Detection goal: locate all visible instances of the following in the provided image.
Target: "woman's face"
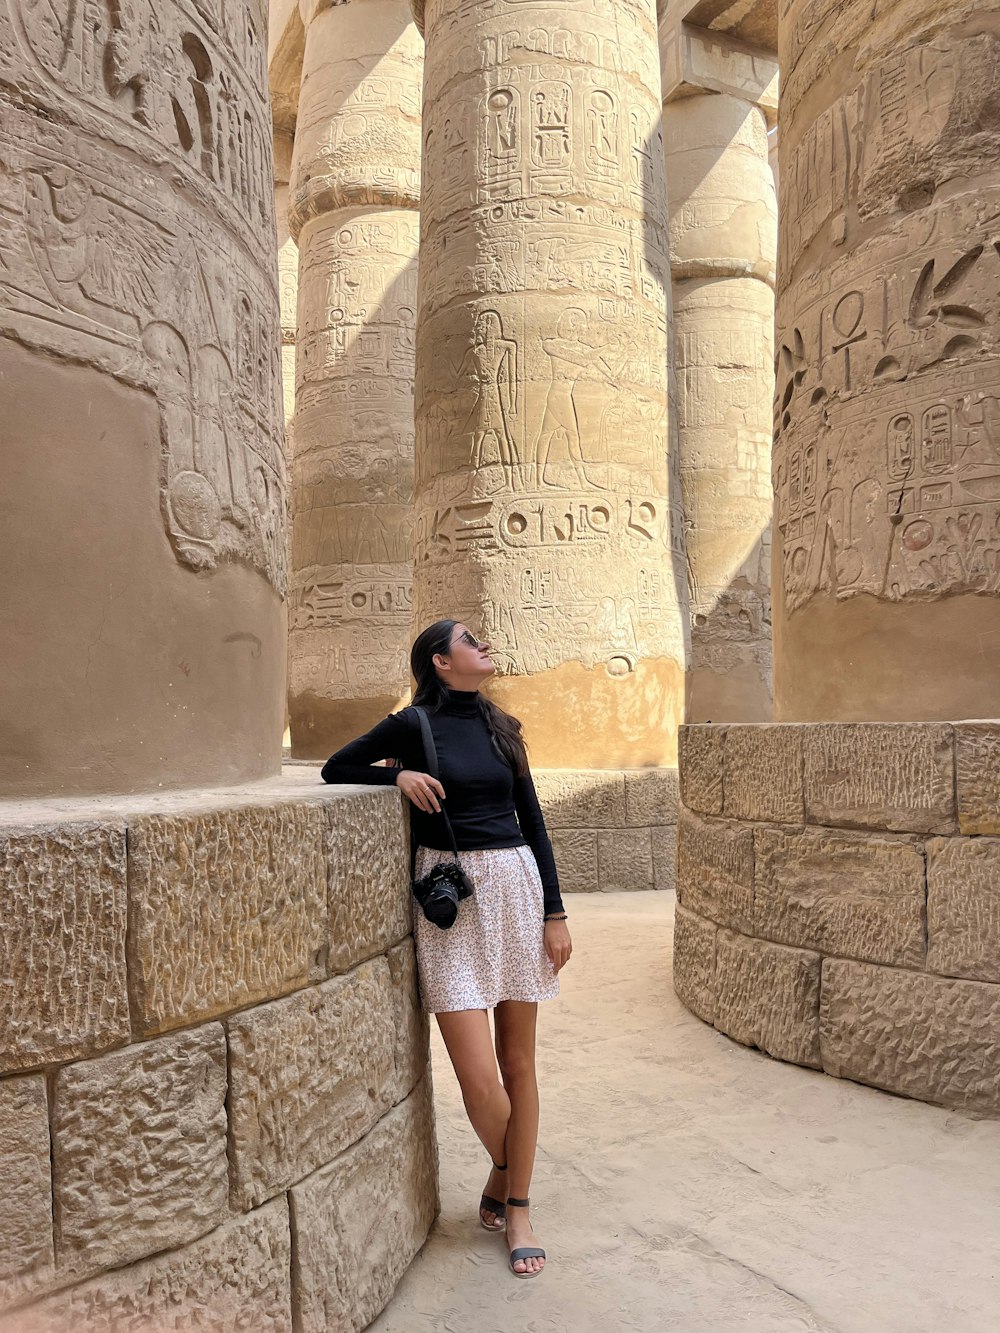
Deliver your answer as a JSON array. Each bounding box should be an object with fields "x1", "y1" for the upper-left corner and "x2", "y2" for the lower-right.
[{"x1": 438, "y1": 623, "x2": 495, "y2": 681}]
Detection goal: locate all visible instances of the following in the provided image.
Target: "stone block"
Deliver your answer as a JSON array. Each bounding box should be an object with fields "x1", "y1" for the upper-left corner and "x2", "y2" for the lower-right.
[
  {"x1": 325, "y1": 789, "x2": 411, "y2": 974},
  {"x1": 724, "y1": 726, "x2": 803, "y2": 823},
  {"x1": 227, "y1": 959, "x2": 396, "y2": 1210},
  {"x1": 678, "y1": 725, "x2": 724, "y2": 815},
  {"x1": 715, "y1": 931, "x2": 822, "y2": 1067},
  {"x1": 533, "y1": 770, "x2": 627, "y2": 828},
  {"x1": 597, "y1": 828, "x2": 654, "y2": 892},
  {"x1": 0, "y1": 1075, "x2": 54, "y2": 1309},
  {"x1": 803, "y1": 724, "x2": 955, "y2": 834},
  {"x1": 127, "y1": 801, "x2": 328, "y2": 1035},
  {"x1": 754, "y1": 826, "x2": 926, "y2": 967},
  {"x1": 52, "y1": 1025, "x2": 229, "y2": 1281},
  {"x1": 955, "y1": 723, "x2": 1000, "y2": 835},
  {"x1": 651, "y1": 825, "x2": 678, "y2": 892},
  {"x1": 821, "y1": 960, "x2": 1000, "y2": 1114},
  {"x1": 0, "y1": 822, "x2": 129, "y2": 1073},
  {"x1": 551, "y1": 829, "x2": 599, "y2": 893},
  {"x1": 672, "y1": 907, "x2": 717, "y2": 1024},
  {"x1": 0, "y1": 1198, "x2": 292, "y2": 1333},
  {"x1": 624, "y1": 767, "x2": 680, "y2": 827},
  {"x1": 662, "y1": 22, "x2": 779, "y2": 111},
  {"x1": 927, "y1": 837, "x2": 1000, "y2": 982},
  {"x1": 291, "y1": 1078, "x2": 438, "y2": 1333},
  {"x1": 676, "y1": 807, "x2": 754, "y2": 932},
  {"x1": 388, "y1": 939, "x2": 429, "y2": 1104}
]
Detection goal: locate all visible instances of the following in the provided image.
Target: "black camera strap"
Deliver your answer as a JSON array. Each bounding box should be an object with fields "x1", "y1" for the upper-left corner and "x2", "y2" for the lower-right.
[{"x1": 412, "y1": 706, "x2": 463, "y2": 863}]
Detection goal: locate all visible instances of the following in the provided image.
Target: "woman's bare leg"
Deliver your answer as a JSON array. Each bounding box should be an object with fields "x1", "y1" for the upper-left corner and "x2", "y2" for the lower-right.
[
  {"x1": 435, "y1": 1009, "x2": 511, "y2": 1225},
  {"x1": 494, "y1": 1000, "x2": 545, "y2": 1274}
]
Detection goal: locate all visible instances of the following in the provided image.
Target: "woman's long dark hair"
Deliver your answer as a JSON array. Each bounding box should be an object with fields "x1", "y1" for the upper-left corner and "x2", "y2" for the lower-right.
[{"x1": 410, "y1": 619, "x2": 529, "y2": 777}]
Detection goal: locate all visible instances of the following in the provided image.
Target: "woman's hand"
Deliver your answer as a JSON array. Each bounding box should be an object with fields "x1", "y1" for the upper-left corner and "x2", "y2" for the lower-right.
[
  {"x1": 395, "y1": 769, "x2": 447, "y2": 813},
  {"x1": 544, "y1": 919, "x2": 572, "y2": 974}
]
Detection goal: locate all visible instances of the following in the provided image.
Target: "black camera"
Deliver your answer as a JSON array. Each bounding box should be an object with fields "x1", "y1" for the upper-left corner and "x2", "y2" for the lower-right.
[{"x1": 412, "y1": 859, "x2": 474, "y2": 929}]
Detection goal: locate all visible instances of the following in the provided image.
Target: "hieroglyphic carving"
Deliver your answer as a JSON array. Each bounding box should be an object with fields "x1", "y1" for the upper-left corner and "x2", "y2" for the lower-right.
[
  {"x1": 0, "y1": 0, "x2": 285, "y2": 591},
  {"x1": 775, "y1": 191, "x2": 1000, "y2": 610},
  {"x1": 415, "y1": 0, "x2": 686, "y2": 705}
]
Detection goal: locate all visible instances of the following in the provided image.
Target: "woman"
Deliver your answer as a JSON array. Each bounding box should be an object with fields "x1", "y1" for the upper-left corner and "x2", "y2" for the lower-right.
[{"x1": 321, "y1": 620, "x2": 572, "y2": 1278}]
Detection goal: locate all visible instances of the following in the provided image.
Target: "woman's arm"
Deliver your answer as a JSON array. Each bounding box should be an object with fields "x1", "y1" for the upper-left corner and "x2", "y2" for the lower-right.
[
  {"x1": 320, "y1": 713, "x2": 411, "y2": 786},
  {"x1": 512, "y1": 769, "x2": 565, "y2": 918}
]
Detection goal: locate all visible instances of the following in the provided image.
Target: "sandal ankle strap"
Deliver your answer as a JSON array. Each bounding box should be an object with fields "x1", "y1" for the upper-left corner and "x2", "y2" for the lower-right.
[{"x1": 507, "y1": 1196, "x2": 530, "y2": 1207}]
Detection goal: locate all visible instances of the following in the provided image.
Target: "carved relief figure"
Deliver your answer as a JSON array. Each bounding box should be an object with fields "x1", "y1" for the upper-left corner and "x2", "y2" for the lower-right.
[
  {"x1": 533, "y1": 307, "x2": 619, "y2": 490},
  {"x1": 454, "y1": 309, "x2": 519, "y2": 488}
]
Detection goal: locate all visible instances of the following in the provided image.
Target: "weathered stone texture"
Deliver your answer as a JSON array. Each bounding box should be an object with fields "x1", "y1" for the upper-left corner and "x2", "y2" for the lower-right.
[
  {"x1": 672, "y1": 907, "x2": 717, "y2": 1024},
  {"x1": 927, "y1": 838, "x2": 1000, "y2": 983},
  {"x1": 534, "y1": 772, "x2": 627, "y2": 829},
  {"x1": 0, "y1": 1075, "x2": 54, "y2": 1309},
  {"x1": 624, "y1": 768, "x2": 680, "y2": 827},
  {"x1": 0, "y1": 823, "x2": 128, "y2": 1073},
  {"x1": 724, "y1": 727, "x2": 803, "y2": 824},
  {"x1": 127, "y1": 802, "x2": 327, "y2": 1035},
  {"x1": 291, "y1": 1078, "x2": 437, "y2": 1333},
  {"x1": 803, "y1": 725, "x2": 955, "y2": 834},
  {"x1": 326, "y1": 790, "x2": 412, "y2": 974},
  {"x1": 678, "y1": 726, "x2": 725, "y2": 816},
  {"x1": 597, "y1": 829, "x2": 654, "y2": 893},
  {"x1": 715, "y1": 931, "x2": 822, "y2": 1067},
  {"x1": 551, "y1": 829, "x2": 600, "y2": 894},
  {"x1": 754, "y1": 826, "x2": 926, "y2": 968},
  {"x1": 955, "y1": 724, "x2": 1000, "y2": 835},
  {"x1": 676, "y1": 807, "x2": 754, "y2": 933},
  {"x1": 651, "y1": 825, "x2": 678, "y2": 893},
  {"x1": 388, "y1": 939, "x2": 429, "y2": 1104},
  {"x1": 821, "y1": 961, "x2": 1000, "y2": 1114},
  {"x1": 0, "y1": 1199, "x2": 292, "y2": 1333},
  {"x1": 52, "y1": 1026, "x2": 229, "y2": 1281},
  {"x1": 227, "y1": 959, "x2": 396, "y2": 1210}
]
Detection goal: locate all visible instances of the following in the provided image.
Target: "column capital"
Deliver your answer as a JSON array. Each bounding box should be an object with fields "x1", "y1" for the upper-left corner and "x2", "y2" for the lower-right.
[{"x1": 660, "y1": 21, "x2": 777, "y2": 119}]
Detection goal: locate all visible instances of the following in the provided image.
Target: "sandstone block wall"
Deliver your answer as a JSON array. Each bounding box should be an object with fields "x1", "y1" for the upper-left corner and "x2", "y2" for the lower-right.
[
  {"x1": 536, "y1": 768, "x2": 680, "y2": 892},
  {"x1": 0, "y1": 778, "x2": 437, "y2": 1330},
  {"x1": 674, "y1": 722, "x2": 1000, "y2": 1115}
]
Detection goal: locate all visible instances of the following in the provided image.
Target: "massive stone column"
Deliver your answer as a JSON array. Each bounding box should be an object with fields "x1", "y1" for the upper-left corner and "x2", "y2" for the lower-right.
[
  {"x1": 287, "y1": 0, "x2": 422, "y2": 756},
  {"x1": 661, "y1": 20, "x2": 778, "y2": 722},
  {"x1": 774, "y1": 0, "x2": 1000, "y2": 721},
  {"x1": 673, "y1": 0, "x2": 1000, "y2": 1119},
  {"x1": 411, "y1": 0, "x2": 687, "y2": 768},
  {"x1": 0, "y1": 0, "x2": 286, "y2": 797}
]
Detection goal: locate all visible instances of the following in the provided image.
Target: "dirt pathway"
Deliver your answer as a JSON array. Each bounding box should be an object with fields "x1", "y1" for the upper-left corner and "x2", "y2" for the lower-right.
[{"x1": 370, "y1": 892, "x2": 1000, "y2": 1332}]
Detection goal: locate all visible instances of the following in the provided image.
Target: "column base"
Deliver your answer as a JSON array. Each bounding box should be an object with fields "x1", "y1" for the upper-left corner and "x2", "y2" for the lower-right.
[
  {"x1": 0, "y1": 773, "x2": 437, "y2": 1327},
  {"x1": 675, "y1": 721, "x2": 1000, "y2": 1116},
  {"x1": 535, "y1": 768, "x2": 679, "y2": 893}
]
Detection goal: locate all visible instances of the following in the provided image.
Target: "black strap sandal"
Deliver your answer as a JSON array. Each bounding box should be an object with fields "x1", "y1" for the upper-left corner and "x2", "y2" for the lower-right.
[
  {"x1": 479, "y1": 1161, "x2": 508, "y2": 1231},
  {"x1": 506, "y1": 1197, "x2": 546, "y2": 1278}
]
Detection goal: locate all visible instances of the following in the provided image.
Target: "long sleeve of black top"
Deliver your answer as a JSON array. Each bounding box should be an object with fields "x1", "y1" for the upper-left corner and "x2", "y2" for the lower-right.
[{"x1": 320, "y1": 695, "x2": 565, "y2": 917}]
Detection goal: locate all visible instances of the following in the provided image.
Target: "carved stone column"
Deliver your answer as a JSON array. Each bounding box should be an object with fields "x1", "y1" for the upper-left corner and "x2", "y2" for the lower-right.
[
  {"x1": 0, "y1": 0, "x2": 286, "y2": 796},
  {"x1": 661, "y1": 22, "x2": 778, "y2": 723},
  {"x1": 774, "y1": 0, "x2": 1000, "y2": 720},
  {"x1": 287, "y1": 0, "x2": 422, "y2": 756},
  {"x1": 410, "y1": 0, "x2": 687, "y2": 768}
]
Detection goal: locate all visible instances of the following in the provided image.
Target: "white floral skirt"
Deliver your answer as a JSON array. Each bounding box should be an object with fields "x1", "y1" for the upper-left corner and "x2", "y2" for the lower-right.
[{"x1": 413, "y1": 844, "x2": 560, "y2": 1013}]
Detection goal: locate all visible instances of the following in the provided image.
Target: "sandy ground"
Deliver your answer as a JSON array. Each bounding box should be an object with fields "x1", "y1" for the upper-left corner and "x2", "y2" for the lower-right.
[{"x1": 369, "y1": 892, "x2": 1000, "y2": 1333}]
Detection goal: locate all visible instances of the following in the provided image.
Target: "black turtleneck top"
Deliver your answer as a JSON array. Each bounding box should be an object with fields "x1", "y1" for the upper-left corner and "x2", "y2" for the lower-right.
[{"x1": 320, "y1": 690, "x2": 564, "y2": 917}]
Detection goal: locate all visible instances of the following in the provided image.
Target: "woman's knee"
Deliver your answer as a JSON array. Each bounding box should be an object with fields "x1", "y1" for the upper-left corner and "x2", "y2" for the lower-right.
[{"x1": 497, "y1": 1047, "x2": 536, "y2": 1087}]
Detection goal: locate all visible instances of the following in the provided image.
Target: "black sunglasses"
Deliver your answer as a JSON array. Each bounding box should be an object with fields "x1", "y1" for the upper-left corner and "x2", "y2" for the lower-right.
[{"x1": 452, "y1": 629, "x2": 484, "y2": 649}]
